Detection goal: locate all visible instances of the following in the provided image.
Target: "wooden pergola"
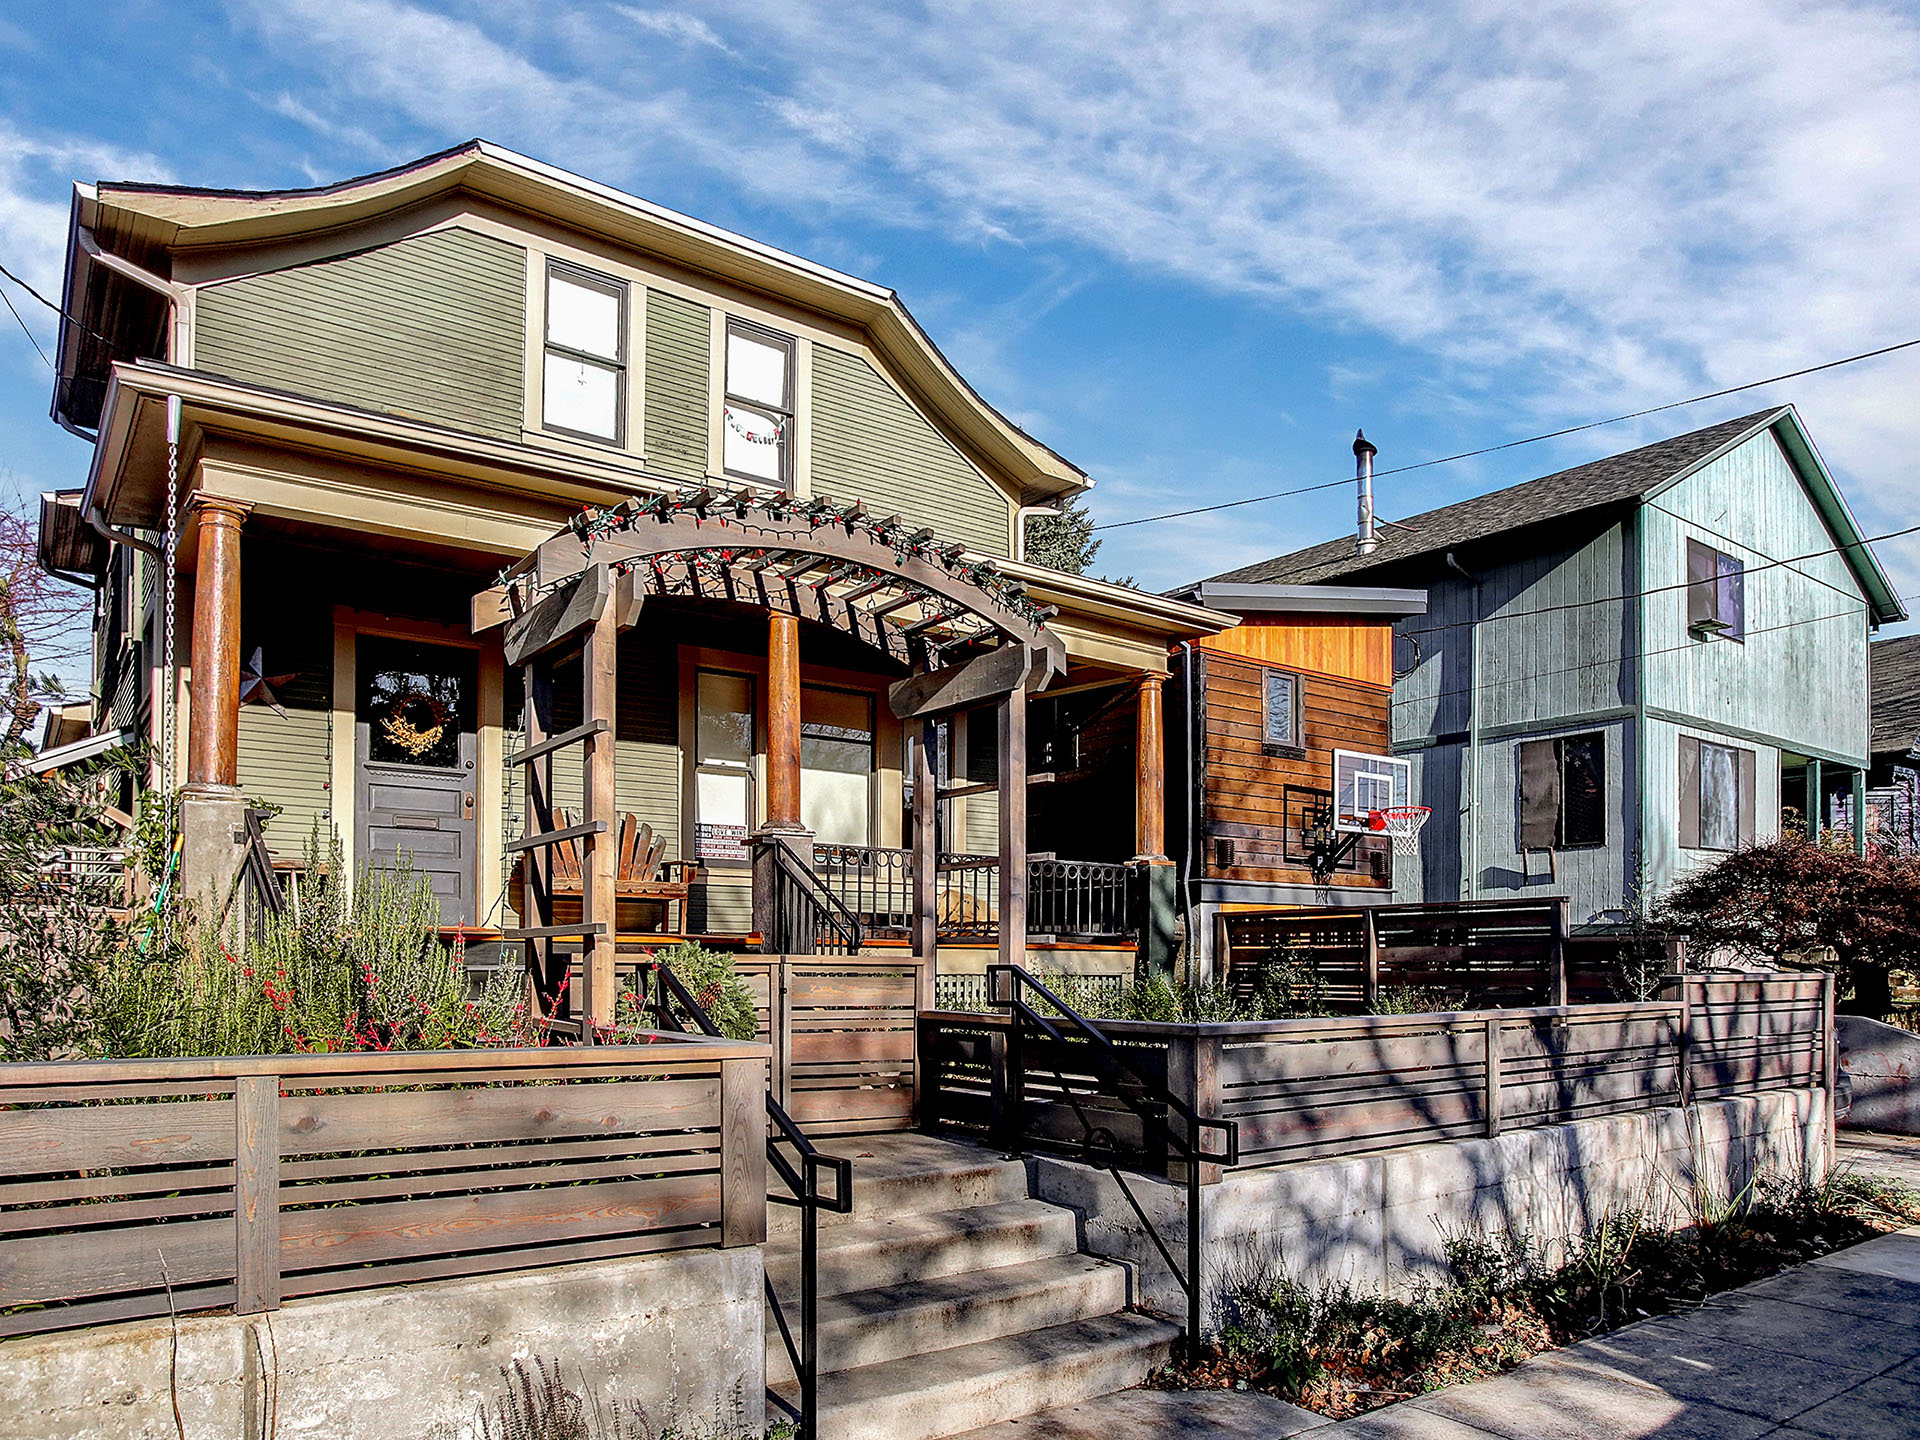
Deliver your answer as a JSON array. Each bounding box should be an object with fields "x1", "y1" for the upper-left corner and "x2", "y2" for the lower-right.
[{"x1": 473, "y1": 486, "x2": 1072, "y2": 1036}]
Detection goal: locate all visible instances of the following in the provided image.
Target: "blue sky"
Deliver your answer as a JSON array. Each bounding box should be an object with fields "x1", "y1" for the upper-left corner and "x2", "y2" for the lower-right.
[{"x1": 2, "y1": 1, "x2": 1918, "y2": 628}]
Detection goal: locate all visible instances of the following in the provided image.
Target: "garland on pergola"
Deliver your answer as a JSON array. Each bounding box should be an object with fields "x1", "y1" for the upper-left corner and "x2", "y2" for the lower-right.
[
  {"x1": 490, "y1": 480, "x2": 1067, "y2": 675},
  {"x1": 504, "y1": 482, "x2": 1058, "y2": 635}
]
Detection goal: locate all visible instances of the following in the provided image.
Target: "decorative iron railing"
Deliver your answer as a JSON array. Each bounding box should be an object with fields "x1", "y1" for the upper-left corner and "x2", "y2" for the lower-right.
[
  {"x1": 760, "y1": 839, "x2": 864, "y2": 956},
  {"x1": 810, "y1": 846, "x2": 1140, "y2": 942}
]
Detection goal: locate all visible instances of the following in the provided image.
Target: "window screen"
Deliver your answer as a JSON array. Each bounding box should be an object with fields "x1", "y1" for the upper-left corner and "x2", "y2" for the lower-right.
[
  {"x1": 1263, "y1": 669, "x2": 1300, "y2": 750},
  {"x1": 543, "y1": 262, "x2": 626, "y2": 443},
  {"x1": 1686, "y1": 539, "x2": 1745, "y2": 641}
]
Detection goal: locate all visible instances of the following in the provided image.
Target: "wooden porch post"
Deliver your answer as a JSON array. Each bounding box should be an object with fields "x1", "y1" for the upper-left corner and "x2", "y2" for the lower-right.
[
  {"x1": 1133, "y1": 671, "x2": 1168, "y2": 861},
  {"x1": 581, "y1": 601, "x2": 618, "y2": 1035},
  {"x1": 185, "y1": 496, "x2": 250, "y2": 789},
  {"x1": 998, "y1": 688, "x2": 1027, "y2": 970},
  {"x1": 1805, "y1": 757, "x2": 1823, "y2": 840},
  {"x1": 913, "y1": 718, "x2": 939, "y2": 962},
  {"x1": 766, "y1": 612, "x2": 803, "y2": 831}
]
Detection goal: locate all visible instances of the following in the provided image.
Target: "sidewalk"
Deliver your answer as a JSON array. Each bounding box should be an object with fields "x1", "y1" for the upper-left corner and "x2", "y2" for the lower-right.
[{"x1": 1312, "y1": 1224, "x2": 1920, "y2": 1440}]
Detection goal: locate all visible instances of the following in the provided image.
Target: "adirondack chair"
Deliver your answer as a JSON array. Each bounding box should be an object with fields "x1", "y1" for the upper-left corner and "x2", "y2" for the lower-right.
[{"x1": 510, "y1": 811, "x2": 699, "y2": 937}]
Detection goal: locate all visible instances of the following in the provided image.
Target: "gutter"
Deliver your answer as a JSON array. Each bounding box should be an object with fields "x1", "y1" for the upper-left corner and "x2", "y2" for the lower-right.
[
  {"x1": 1445, "y1": 552, "x2": 1480, "y2": 901},
  {"x1": 1179, "y1": 640, "x2": 1199, "y2": 981}
]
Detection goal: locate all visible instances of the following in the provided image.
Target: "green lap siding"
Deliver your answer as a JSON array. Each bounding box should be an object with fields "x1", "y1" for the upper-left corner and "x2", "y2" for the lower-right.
[
  {"x1": 644, "y1": 290, "x2": 711, "y2": 481},
  {"x1": 810, "y1": 345, "x2": 1014, "y2": 558},
  {"x1": 195, "y1": 227, "x2": 527, "y2": 439},
  {"x1": 237, "y1": 708, "x2": 333, "y2": 854}
]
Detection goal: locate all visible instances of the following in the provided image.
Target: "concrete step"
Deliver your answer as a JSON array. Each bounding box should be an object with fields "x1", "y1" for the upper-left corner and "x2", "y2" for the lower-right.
[
  {"x1": 768, "y1": 1133, "x2": 1028, "y2": 1234},
  {"x1": 765, "y1": 1199, "x2": 1081, "y2": 1301},
  {"x1": 773, "y1": 1312, "x2": 1181, "y2": 1440},
  {"x1": 770, "y1": 1253, "x2": 1131, "y2": 1383}
]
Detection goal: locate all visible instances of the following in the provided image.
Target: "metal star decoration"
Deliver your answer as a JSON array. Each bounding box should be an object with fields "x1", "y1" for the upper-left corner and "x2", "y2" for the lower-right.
[{"x1": 238, "y1": 648, "x2": 299, "y2": 718}]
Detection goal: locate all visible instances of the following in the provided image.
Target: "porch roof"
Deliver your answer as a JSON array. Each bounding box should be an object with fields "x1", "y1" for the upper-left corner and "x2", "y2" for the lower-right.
[{"x1": 84, "y1": 360, "x2": 1227, "y2": 672}]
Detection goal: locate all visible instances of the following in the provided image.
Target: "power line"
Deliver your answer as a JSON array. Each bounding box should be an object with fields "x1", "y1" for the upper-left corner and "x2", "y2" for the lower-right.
[
  {"x1": 0, "y1": 257, "x2": 124, "y2": 355},
  {"x1": 1394, "y1": 520, "x2": 1920, "y2": 644},
  {"x1": 1403, "y1": 590, "x2": 1913, "y2": 711},
  {"x1": 0, "y1": 284, "x2": 48, "y2": 368},
  {"x1": 1094, "y1": 336, "x2": 1920, "y2": 533}
]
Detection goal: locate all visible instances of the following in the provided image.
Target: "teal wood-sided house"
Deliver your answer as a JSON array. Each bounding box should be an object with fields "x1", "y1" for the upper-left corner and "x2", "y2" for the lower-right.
[
  {"x1": 1209, "y1": 410, "x2": 1906, "y2": 928},
  {"x1": 36, "y1": 141, "x2": 1230, "y2": 968}
]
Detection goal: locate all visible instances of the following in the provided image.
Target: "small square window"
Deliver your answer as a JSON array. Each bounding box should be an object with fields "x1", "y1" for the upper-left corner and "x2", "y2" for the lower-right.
[
  {"x1": 1687, "y1": 539, "x2": 1745, "y2": 641},
  {"x1": 542, "y1": 262, "x2": 627, "y2": 444}
]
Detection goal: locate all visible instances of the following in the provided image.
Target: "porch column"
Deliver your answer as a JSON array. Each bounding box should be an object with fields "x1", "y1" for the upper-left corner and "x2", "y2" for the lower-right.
[
  {"x1": 766, "y1": 612, "x2": 803, "y2": 831},
  {"x1": 1132, "y1": 669, "x2": 1179, "y2": 983},
  {"x1": 186, "y1": 496, "x2": 250, "y2": 789},
  {"x1": 1133, "y1": 672, "x2": 1169, "y2": 861},
  {"x1": 1853, "y1": 767, "x2": 1868, "y2": 857},
  {"x1": 913, "y1": 719, "x2": 939, "y2": 962},
  {"x1": 1806, "y1": 758, "x2": 1823, "y2": 841},
  {"x1": 179, "y1": 495, "x2": 252, "y2": 910},
  {"x1": 998, "y1": 688, "x2": 1027, "y2": 970}
]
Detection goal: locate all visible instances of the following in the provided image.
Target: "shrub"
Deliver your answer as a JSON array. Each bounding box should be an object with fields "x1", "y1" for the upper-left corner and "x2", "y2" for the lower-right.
[{"x1": 637, "y1": 941, "x2": 758, "y2": 1042}]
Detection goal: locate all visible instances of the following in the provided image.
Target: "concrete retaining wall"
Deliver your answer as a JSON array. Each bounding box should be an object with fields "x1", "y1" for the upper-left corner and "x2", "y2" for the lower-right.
[
  {"x1": 1839, "y1": 1014, "x2": 1920, "y2": 1134},
  {"x1": 1032, "y1": 1088, "x2": 1830, "y2": 1322},
  {"x1": 0, "y1": 1245, "x2": 764, "y2": 1440}
]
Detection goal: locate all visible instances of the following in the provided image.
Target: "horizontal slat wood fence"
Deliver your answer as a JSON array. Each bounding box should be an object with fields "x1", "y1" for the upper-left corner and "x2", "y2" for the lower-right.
[
  {"x1": 923, "y1": 972, "x2": 1829, "y2": 1178},
  {"x1": 0, "y1": 1036, "x2": 771, "y2": 1339},
  {"x1": 734, "y1": 955, "x2": 930, "y2": 1136},
  {"x1": 1220, "y1": 898, "x2": 1648, "y2": 1011}
]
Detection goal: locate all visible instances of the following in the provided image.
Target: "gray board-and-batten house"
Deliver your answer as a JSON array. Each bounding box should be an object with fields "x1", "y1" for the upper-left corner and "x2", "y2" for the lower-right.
[{"x1": 1206, "y1": 407, "x2": 1906, "y2": 928}]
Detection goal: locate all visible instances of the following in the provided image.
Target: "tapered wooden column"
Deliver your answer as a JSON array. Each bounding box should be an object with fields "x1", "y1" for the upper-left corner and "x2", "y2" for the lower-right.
[
  {"x1": 766, "y1": 612, "x2": 803, "y2": 831},
  {"x1": 581, "y1": 600, "x2": 618, "y2": 1035},
  {"x1": 998, "y1": 688, "x2": 1027, "y2": 970},
  {"x1": 913, "y1": 718, "x2": 939, "y2": 962},
  {"x1": 1133, "y1": 671, "x2": 1169, "y2": 861},
  {"x1": 185, "y1": 496, "x2": 250, "y2": 790}
]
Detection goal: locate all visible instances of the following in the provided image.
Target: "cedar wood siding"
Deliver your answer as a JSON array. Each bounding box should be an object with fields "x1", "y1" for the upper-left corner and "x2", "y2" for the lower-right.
[
  {"x1": 642, "y1": 289, "x2": 711, "y2": 482},
  {"x1": 810, "y1": 345, "x2": 1014, "y2": 559},
  {"x1": 1198, "y1": 648, "x2": 1392, "y2": 891},
  {"x1": 194, "y1": 227, "x2": 527, "y2": 440}
]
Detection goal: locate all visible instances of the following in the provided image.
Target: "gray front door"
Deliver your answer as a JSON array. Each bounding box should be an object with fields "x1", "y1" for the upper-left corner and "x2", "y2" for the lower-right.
[{"x1": 355, "y1": 636, "x2": 478, "y2": 926}]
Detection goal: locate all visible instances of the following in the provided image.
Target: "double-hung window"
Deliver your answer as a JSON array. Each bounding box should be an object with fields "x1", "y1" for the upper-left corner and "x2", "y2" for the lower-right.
[
  {"x1": 694, "y1": 670, "x2": 755, "y2": 861},
  {"x1": 543, "y1": 261, "x2": 627, "y2": 444},
  {"x1": 1687, "y1": 539, "x2": 1745, "y2": 641},
  {"x1": 1262, "y1": 668, "x2": 1303, "y2": 755},
  {"x1": 1680, "y1": 735, "x2": 1756, "y2": 852},
  {"x1": 723, "y1": 320, "x2": 794, "y2": 485},
  {"x1": 800, "y1": 686, "x2": 874, "y2": 846}
]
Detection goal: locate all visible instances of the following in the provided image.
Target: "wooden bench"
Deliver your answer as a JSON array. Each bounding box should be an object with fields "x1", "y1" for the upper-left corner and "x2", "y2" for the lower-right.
[{"x1": 510, "y1": 811, "x2": 699, "y2": 937}]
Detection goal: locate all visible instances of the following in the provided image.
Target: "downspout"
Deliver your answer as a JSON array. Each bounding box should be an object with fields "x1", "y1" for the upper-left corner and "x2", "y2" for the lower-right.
[
  {"x1": 1012, "y1": 504, "x2": 1061, "y2": 565},
  {"x1": 1631, "y1": 506, "x2": 1650, "y2": 908},
  {"x1": 1178, "y1": 640, "x2": 1198, "y2": 981},
  {"x1": 1445, "y1": 552, "x2": 1479, "y2": 900}
]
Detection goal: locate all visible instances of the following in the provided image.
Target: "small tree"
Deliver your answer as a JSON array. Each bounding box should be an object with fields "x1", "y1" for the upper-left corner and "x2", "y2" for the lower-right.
[
  {"x1": 1655, "y1": 836, "x2": 1920, "y2": 1016},
  {"x1": 1024, "y1": 494, "x2": 1102, "y2": 575},
  {"x1": 0, "y1": 493, "x2": 95, "y2": 755}
]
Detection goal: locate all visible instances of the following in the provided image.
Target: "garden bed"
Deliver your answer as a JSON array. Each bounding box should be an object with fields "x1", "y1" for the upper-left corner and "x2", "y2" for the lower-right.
[{"x1": 1153, "y1": 1165, "x2": 1920, "y2": 1421}]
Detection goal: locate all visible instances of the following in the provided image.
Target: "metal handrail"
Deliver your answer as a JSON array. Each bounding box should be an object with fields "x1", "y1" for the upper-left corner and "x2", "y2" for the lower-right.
[
  {"x1": 762, "y1": 839, "x2": 864, "y2": 954},
  {"x1": 986, "y1": 963, "x2": 1238, "y2": 1352},
  {"x1": 637, "y1": 960, "x2": 852, "y2": 1440}
]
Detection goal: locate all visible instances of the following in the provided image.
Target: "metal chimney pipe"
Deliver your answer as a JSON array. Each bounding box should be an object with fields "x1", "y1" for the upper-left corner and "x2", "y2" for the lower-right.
[{"x1": 1354, "y1": 429, "x2": 1379, "y2": 556}]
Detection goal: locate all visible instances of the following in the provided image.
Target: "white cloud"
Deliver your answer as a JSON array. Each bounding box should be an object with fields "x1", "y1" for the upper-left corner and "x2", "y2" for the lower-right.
[{"x1": 224, "y1": 0, "x2": 1920, "y2": 598}]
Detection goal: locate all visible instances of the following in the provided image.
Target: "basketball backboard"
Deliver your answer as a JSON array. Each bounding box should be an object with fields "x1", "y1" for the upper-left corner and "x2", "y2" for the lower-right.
[{"x1": 1332, "y1": 749, "x2": 1413, "y2": 832}]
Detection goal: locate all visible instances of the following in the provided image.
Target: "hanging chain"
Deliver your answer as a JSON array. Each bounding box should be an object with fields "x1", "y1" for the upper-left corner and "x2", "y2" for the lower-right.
[{"x1": 160, "y1": 396, "x2": 180, "y2": 943}]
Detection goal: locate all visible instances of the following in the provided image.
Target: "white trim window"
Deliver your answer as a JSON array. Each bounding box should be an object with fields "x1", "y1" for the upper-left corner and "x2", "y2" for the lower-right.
[
  {"x1": 723, "y1": 319, "x2": 794, "y2": 486},
  {"x1": 542, "y1": 261, "x2": 627, "y2": 444}
]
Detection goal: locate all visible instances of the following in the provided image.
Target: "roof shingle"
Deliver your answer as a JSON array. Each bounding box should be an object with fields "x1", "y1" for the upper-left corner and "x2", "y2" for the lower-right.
[
  {"x1": 1207, "y1": 409, "x2": 1784, "y2": 586},
  {"x1": 1871, "y1": 633, "x2": 1920, "y2": 758}
]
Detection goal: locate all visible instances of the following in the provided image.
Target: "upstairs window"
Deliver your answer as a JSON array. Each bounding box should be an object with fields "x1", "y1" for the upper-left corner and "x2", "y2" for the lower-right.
[
  {"x1": 543, "y1": 261, "x2": 626, "y2": 443},
  {"x1": 723, "y1": 320, "x2": 793, "y2": 485},
  {"x1": 1687, "y1": 539, "x2": 1745, "y2": 641},
  {"x1": 1519, "y1": 732, "x2": 1607, "y2": 849},
  {"x1": 1262, "y1": 668, "x2": 1303, "y2": 754},
  {"x1": 1679, "y1": 735, "x2": 1756, "y2": 852}
]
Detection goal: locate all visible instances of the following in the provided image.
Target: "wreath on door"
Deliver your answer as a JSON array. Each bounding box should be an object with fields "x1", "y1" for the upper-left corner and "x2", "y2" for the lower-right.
[{"x1": 380, "y1": 691, "x2": 454, "y2": 759}]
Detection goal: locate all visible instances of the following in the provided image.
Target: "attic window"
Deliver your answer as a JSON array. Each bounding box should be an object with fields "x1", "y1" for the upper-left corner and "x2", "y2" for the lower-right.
[
  {"x1": 543, "y1": 261, "x2": 627, "y2": 444},
  {"x1": 723, "y1": 320, "x2": 793, "y2": 486},
  {"x1": 1687, "y1": 539, "x2": 1745, "y2": 641}
]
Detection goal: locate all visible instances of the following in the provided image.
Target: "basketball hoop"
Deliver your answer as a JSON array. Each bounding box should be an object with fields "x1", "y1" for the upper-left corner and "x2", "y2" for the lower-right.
[{"x1": 1368, "y1": 805, "x2": 1432, "y2": 857}]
